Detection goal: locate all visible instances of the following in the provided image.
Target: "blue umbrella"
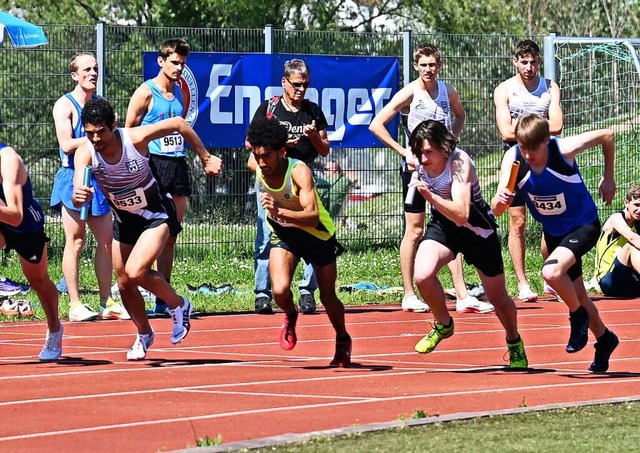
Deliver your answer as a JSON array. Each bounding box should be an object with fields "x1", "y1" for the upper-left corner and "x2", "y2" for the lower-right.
[{"x1": 0, "y1": 11, "x2": 48, "y2": 47}]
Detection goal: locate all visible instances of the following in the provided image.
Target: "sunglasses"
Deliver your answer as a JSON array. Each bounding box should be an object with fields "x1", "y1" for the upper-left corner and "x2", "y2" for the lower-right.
[{"x1": 285, "y1": 78, "x2": 310, "y2": 89}]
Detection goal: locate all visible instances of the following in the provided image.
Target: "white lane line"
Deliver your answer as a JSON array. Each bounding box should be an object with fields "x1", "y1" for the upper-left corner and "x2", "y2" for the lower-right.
[{"x1": 1, "y1": 376, "x2": 640, "y2": 443}]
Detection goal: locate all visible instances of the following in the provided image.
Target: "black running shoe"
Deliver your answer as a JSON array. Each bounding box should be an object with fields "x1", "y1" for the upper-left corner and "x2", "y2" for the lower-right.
[
  {"x1": 299, "y1": 293, "x2": 317, "y2": 315},
  {"x1": 589, "y1": 330, "x2": 619, "y2": 373},
  {"x1": 566, "y1": 306, "x2": 589, "y2": 353},
  {"x1": 254, "y1": 296, "x2": 273, "y2": 315}
]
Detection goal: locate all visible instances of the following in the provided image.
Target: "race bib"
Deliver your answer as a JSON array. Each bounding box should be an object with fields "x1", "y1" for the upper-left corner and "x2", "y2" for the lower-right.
[
  {"x1": 529, "y1": 193, "x2": 566, "y2": 215},
  {"x1": 109, "y1": 188, "x2": 148, "y2": 211},
  {"x1": 160, "y1": 133, "x2": 184, "y2": 154},
  {"x1": 267, "y1": 212, "x2": 296, "y2": 228}
]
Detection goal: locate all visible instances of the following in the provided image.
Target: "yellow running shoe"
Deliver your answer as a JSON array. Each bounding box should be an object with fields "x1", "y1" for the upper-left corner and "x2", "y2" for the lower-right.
[
  {"x1": 506, "y1": 337, "x2": 528, "y2": 369},
  {"x1": 415, "y1": 319, "x2": 454, "y2": 353}
]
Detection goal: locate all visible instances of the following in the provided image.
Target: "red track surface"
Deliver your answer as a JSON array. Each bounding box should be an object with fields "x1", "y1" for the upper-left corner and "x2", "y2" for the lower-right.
[{"x1": 0, "y1": 297, "x2": 639, "y2": 452}]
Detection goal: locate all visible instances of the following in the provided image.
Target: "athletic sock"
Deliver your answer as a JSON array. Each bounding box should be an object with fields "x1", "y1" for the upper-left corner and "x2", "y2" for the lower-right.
[
  {"x1": 506, "y1": 335, "x2": 522, "y2": 345},
  {"x1": 441, "y1": 317, "x2": 453, "y2": 329},
  {"x1": 596, "y1": 328, "x2": 611, "y2": 342}
]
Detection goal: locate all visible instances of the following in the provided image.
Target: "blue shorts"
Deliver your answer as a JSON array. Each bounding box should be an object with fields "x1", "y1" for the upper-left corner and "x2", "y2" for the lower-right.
[
  {"x1": 50, "y1": 166, "x2": 110, "y2": 216},
  {"x1": 599, "y1": 256, "x2": 640, "y2": 297}
]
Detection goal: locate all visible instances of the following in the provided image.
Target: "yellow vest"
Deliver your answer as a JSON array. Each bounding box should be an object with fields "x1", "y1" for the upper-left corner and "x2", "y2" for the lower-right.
[{"x1": 256, "y1": 157, "x2": 335, "y2": 241}]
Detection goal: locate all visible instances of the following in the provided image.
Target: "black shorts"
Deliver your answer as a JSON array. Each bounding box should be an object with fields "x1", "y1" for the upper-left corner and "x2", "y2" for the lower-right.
[
  {"x1": 544, "y1": 220, "x2": 600, "y2": 281},
  {"x1": 149, "y1": 154, "x2": 192, "y2": 196},
  {"x1": 400, "y1": 168, "x2": 426, "y2": 214},
  {"x1": 269, "y1": 222, "x2": 344, "y2": 266},
  {"x1": 0, "y1": 226, "x2": 48, "y2": 264},
  {"x1": 599, "y1": 256, "x2": 640, "y2": 297},
  {"x1": 423, "y1": 216, "x2": 504, "y2": 277},
  {"x1": 113, "y1": 201, "x2": 182, "y2": 246}
]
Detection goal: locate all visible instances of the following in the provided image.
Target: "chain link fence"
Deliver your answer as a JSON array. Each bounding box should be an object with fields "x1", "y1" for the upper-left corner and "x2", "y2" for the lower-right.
[{"x1": 1, "y1": 26, "x2": 637, "y2": 259}]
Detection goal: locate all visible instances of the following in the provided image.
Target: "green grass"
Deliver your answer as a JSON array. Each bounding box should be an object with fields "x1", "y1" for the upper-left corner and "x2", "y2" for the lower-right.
[
  {"x1": 0, "y1": 242, "x2": 587, "y2": 321},
  {"x1": 240, "y1": 401, "x2": 640, "y2": 452}
]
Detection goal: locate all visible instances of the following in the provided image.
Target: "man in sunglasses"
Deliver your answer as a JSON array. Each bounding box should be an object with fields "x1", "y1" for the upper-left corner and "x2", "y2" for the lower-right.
[{"x1": 246, "y1": 58, "x2": 330, "y2": 316}]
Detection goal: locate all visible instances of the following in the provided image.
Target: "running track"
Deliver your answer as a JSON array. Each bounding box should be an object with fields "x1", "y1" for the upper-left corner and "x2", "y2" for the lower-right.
[{"x1": 0, "y1": 297, "x2": 639, "y2": 452}]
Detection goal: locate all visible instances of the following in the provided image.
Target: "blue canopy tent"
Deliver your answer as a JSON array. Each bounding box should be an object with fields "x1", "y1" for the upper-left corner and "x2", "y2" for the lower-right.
[{"x1": 0, "y1": 11, "x2": 48, "y2": 47}]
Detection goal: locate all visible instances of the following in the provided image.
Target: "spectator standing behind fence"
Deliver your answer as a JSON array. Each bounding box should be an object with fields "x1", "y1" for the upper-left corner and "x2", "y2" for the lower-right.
[
  {"x1": 594, "y1": 183, "x2": 640, "y2": 298},
  {"x1": 407, "y1": 120, "x2": 527, "y2": 368},
  {"x1": 369, "y1": 43, "x2": 493, "y2": 314},
  {"x1": 491, "y1": 114, "x2": 619, "y2": 372},
  {"x1": 493, "y1": 39, "x2": 564, "y2": 302},
  {"x1": 51, "y1": 52, "x2": 125, "y2": 322},
  {"x1": 319, "y1": 159, "x2": 354, "y2": 222},
  {"x1": 0, "y1": 143, "x2": 62, "y2": 361},
  {"x1": 246, "y1": 117, "x2": 352, "y2": 367},
  {"x1": 125, "y1": 38, "x2": 191, "y2": 316},
  {"x1": 72, "y1": 98, "x2": 222, "y2": 360},
  {"x1": 246, "y1": 58, "x2": 330, "y2": 316}
]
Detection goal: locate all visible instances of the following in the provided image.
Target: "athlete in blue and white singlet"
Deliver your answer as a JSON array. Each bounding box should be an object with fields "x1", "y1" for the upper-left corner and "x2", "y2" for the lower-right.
[
  {"x1": 0, "y1": 143, "x2": 44, "y2": 235},
  {"x1": 141, "y1": 80, "x2": 186, "y2": 159},
  {"x1": 50, "y1": 92, "x2": 110, "y2": 216},
  {"x1": 90, "y1": 127, "x2": 181, "y2": 244},
  {"x1": 513, "y1": 138, "x2": 598, "y2": 237}
]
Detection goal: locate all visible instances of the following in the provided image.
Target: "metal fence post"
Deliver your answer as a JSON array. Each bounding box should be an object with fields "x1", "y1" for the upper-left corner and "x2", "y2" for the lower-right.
[
  {"x1": 402, "y1": 29, "x2": 412, "y2": 86},
  {"x1": 96, "y1": 21, "x2": 106, "y2": 97},
  {"x1": 264, "y1": 24, "x2": 273, "y2": 54},
  {"x1": 543, "y1": 32, "x2": 556, "y2": 82}
]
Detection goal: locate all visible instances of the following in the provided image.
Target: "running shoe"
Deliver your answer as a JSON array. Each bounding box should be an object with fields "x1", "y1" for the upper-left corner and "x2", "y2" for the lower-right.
[
  {"x1": 517, "y1": 285, "x2": 538, "y2": 303},
  {"x1": 467, "y1": 283, "x2": 486, "y2": 300},
  {"x1": 401, "y1": 294, "x2": 429, "y2": 313},
  {"x1": 0, "y1": 299, "x2": 19, "y2": 315},
  {"x1": 589, "y1": 329, "x2": 619, "y2": 373},
  {"x1": 299, "y1": 293, "x2": 317, "y2": 315},
  {"x1": 126, "y1": 330, "x2": 155, "y2": 361},
  {"x1": 279, "y1": 309, "x2": 298, "y2": 351},
  {"x1": 68, "y1": 303, "x2": 99, "y2": 322},
  {"x1": 543, "y1": 283, "x2": 563, "y2": 302},
  {"x1": 0, "y1": 276, "x2": 29, "y2": 295},
  {"x1": 506, "y1": 337, "x2": 528, "y2": 369},
  {"x1": 566, "y1": 306, "x2": 589, "y2": 353},
  {"x1": 100, "y1": 299, "x2": 131, "y2": 320},
  {"x1": 169, "y1": 297, "x2": 193, "y2": 344},
  {"x1": 443, "y1": 287, "x2": 457, "y2": 300},
  {"x1": 330, "y1": 336, "x2": 352, "y2": 367},
  {"x1": 456, "y1": 295, "x2": 494, "y2": 314},
  {"x1": 16, "y1": 300, "x2": 34, "y2": 317},
  {"x1": 415, "y1": 319, "x2": 454, "y2": 353},
  {"x1": 255, "y1": 296, "x2": 273, "y2": 315},
  {"x1": 39, "y1": 324, "x2": 63, "y2": 362}
]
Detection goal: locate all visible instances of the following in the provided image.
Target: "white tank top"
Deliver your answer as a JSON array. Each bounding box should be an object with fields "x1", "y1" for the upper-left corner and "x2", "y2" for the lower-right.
[
  {"x1": 91, "y1": 128, "x2": 167, "y2": 220},
  {"x1": 407, "y1": 80, "x2": 452, "y2": 133},
  {"x1": 508, "y1": 77, "x2": 551, "y2": 120}
]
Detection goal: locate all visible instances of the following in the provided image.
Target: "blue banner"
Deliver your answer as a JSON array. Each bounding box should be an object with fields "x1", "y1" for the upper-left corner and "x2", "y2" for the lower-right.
[{"x1": 143, "y1": 52, "x2": 399, "y2": 148}]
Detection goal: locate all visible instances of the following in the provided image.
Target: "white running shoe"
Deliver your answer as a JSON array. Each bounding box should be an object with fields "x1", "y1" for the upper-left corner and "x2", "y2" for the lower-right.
[
  {"x1": 126, "y1": 330, "x2": 155, "y2": 360},
  {"x1": 68, "y1": 304, "x2": 99, "y2": 322},
  {"x1": 517, "y1": 285, "x2": 538, "y2": 303},
  {"x1": 39, "y1": 324, "x2": 63, "y2": 361},
  {"x1": 169, "y1": 297, "x2": 192, "y2": 344},
  {"x1": 111, "y1": 284, "x2": 156, "y2": 302},
  {"x1": 101, "y1": 301, "x2": 131, "y2": 320},
  {"x1": 543, "y1": 283, "x2": 564, "y2": 302},
  {"x1": 401, "y1": 295, "x2": 429, "y2": 312},
  {"x1": 456, "y1": 295, "x2": 494, "y2": 313}
]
